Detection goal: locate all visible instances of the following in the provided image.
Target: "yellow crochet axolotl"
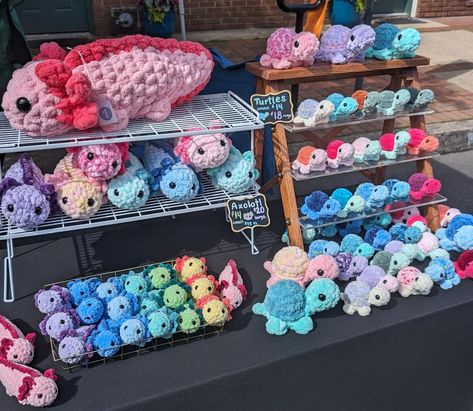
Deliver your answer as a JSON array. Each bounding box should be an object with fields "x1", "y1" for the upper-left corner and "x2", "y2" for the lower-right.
[
  {"x1": 196, "y1": 295, "x2": 232, "y2": 326},
  {"x1": 186, "y1": 274, "x2": 218, "y2": 301},
  {"x1": 174, "y1": 256, "x2": 207, "y2": 282}
]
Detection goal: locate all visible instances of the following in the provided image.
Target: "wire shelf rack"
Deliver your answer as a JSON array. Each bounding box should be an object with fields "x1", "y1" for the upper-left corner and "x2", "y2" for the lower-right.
[
  {"x1": 282, "y1": 109, "x2": 435, "y2": 133},
  {"x1": 300, "y1": 193, "x2": 447, "y2": 230},
  {"x1": 0, "y1": 92, "x2": 264, "y2": 154},
  {"x1": 291, "y1": 152, "x2": 440, "y2": 181},
  {"x1": 42, "y1": 261, "x2": 225, "y2": 371},
  {"x1": 0, "y1": 175, "x2": 259, "y2": 240}
]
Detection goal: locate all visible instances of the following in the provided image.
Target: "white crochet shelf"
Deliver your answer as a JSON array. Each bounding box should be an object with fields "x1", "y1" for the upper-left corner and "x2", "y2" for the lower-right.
[
  {"x1": 291, "y1": 151, "x2": 440, "y2": 181},
  {"x1": 0, "y1": 92, "x2": 264, "y2": 302},
  {"x1": 282, "y1": 108, "x2": 434, "y2": 133},
  {"x1": 0, "y1": 92, "x2": 263, "y2": 154},
  {"x1": 299, "y1": 193, "x2": 447, "y2": 230}
]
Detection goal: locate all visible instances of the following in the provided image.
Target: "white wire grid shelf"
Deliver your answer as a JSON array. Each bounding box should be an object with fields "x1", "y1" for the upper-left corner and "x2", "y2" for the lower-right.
[
  {"x1": 291, "y1": 152, "x2": 440, "y2": 181},
  {"x1": 282, "y1": 109, "x2": 434, "y2": 133},
  {"x1": 0, "y1": 175, "x2": 259, "y2": 240},
  {"x1": 300, "y1": 193, "x2": 447, "y2": 230},
  {"x1": 0, "y1": 92, "x2": 264, "y2": 154}
]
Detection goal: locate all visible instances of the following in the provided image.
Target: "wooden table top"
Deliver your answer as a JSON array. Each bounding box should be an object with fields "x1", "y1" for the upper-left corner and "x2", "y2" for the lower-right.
[{"x1": 246, "y1": 55, "x2": 430, "y2": 83}]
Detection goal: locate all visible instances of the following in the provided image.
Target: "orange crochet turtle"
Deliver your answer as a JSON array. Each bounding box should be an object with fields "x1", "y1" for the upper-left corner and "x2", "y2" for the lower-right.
[
  {"x1": 352, "y1": 90, "x2": 368, "y2": 110},
  {"x1": 407, "y1": 128, "x2": 439, "y2": 155}
]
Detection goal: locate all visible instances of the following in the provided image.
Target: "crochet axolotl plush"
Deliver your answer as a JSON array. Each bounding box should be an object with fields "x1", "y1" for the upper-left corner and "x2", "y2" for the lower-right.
[
  {"x1": 207, "y1": 147, "x2": 259, "y2": 194},
  {"x1": 158, "y1": 160, "x2": 202, "y2": 203},
  {"x1": 57, "y1": 326, "x2": 95, "y2": 365},
  {"x1": 95, "y1": 277, "x2": 124, "y2": 300},
  {"x1": 66, "y1": 143, "x2": 129, "y2": 180},
  {"x1": 121, "y1": 271, "x2": 151, "y2": 296},
  {"x1": 76, "y1": 297, "x2": 105, "y2": 324},
  {"x1": 107, "y1": 152, "x2": 152, "y2": 210},
  {"x1": 144, "y1": 263, "x2": 176, "y2": 289},
  {"x1": 326, "y1": 139, "x2": 355, "y2": 169},
  {"x1": 147, "y1": 307, "x2": 178, "y2": 338},
  {"x1": 87, "y1": 320, "x2": 122, "y2": 358},
  {"x1": 46, "y1": 154, "x2": 108, "y2": 219},
  {"x1": 67, "y1": 277, "x2": 101, "y2": 306},
  {"x1": 39, "y1": 308, "x2": 81, "y2": 342},
  {"x1": 0, "y1": 357, "x2": 58, "y2": 407},
  {"x1": 292, "y1": 146, "x2": 327, "y2": 174},
  {"x1": 315, "y1": 24, "x2": 375, "y2": 64},
  {"x1": 196, "y1": 294, "x2": 232, "y2": 326},
  {"x1": 260, "y1": 28, "x2": 319, "y2": 69},
  {"x1": 218, "y1": 259, "x2": 247, "y2": 311},
  {"x1": 0, "y1": 315, "x2": 36, "y2": 365},
  {"x1": 34, "y1": 285, "x2": 72, "y2": 315},
  {"x1": 2, "y1": 35, "x2": 214, "y2": 136},
  {"x1": 177, "y1": 305, "x2": 202, "y2": 334},
  {"x1": 174, "y1": 129, "x2": 232, "y2": 172},
  {"x1": 0, "y1": 154, "x2": 57, "y2": 229},
  {"x1": 352, "y1": 137, "x2": 382, "y2": 163},
  {"x1": 264, "y1": 246, "x2": 309, "y2": 287},
  {"x1": 106, "y1": 291, "x2": 140, "y2": 321},
  {"x1": 174, "y1": 255, "x2": 207, "y2": 283},
  {"x1": 253, "y1": 278, "x2": 340, "y2": 335},
  {"x1": 365, "y1": 23, "x2": 421, "y2": 60}
]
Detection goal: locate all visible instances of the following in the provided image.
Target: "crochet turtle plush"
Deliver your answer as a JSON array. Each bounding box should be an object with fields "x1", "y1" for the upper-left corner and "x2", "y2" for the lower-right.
[
  {"x1": 407, "y1": 128, "x2": 439, "y2": 155},
  {"x1": 264, "y1": 246, "x2": 310, "y2": 287},
  {"x1": 329, "y1": 96, "x2": 358, "y2": 121},
  {"x1": 406, "y1": 88, "x2": 435, "y2": 110},
  {"x1": 292, "y1": 146, "x2": 327, "y2": 174},
  {"x1": 326, "y1": 140, "x2": 355, "y2": 169},
  {"x1": 376, "y1": 89, "x2": 411, "y2": 116},
  {"x1": 436, "y1": 213, "x2": 473, "y2": 251},
  {"x1": 454, "y1": 250, "x2": 473, "y2": 279},
  {"x1": 379, "y1": 131, "x2": 411, "y2": 159},
  {"x1": 341, "y1": 280, "x2": 390, "y2": 316},
  {"x1": 397, "y1": 267, "x2": 433, "y2": 297},
  {"x1": 352, "y1": 137, "x2": 382, "y2": 163},
  {"x1": 365, "y1": 23, "x2": 421, "y2": 60},
  {"x1": 315, "y1": 24, "x2": 375, "y2": 64},
  {"x1": 293, "y1": 99, "x2": 318, "y2": 126},
  {"x1": 293, "y1": 99, "x2": 335, "y2": 127},
  {"x1": 352, "y1": 90, "x2": 368, "y2": 110},
  {"x1": 425, "y1": 257, "x2": 460, "y2": 290},
  {"x1": 363, "y1": 91, "x2": 380, "y2": 113},
  {"x1": 252, "y1": 278, "x2": 340, "y2": 335},
  {"x1": 301, "y1": 191, "x2": 330, "y2": 221}
]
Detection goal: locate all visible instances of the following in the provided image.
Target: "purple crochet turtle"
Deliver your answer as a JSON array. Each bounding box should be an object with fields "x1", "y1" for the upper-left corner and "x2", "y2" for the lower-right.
[
  {"x1": 315, "y1": 24, "x2": 376, "y2": 64},
  {"x1": 0, "y1": 154, "x2": 57, "y2": 229},
  {"x1": 335, "y1": 253, "x2": 353, "y2": 281}
]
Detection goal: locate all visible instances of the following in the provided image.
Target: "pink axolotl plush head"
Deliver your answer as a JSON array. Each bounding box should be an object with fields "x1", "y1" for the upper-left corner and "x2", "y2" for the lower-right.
[
  {"x1": 174, "y1": 130, "x2": 232, "y2": 172},
  {"x1": 67, "y1": 143, "x2": 129, "y2": 179},
  {"x1": 0, "y1": 315, "x2": 36, "y2": 365},
  {"x1": 304, "y1": 254, "x2": 339, "y2": 284},
  {"x1": 291, "y1": 31, "x2": 319, "y2": 62},
  {"x1": 218, "y1": 259, "x2": 247, "y2": 310},
  {"x1": 45, "y1": 170, "x2": 107, "y2": 219}
]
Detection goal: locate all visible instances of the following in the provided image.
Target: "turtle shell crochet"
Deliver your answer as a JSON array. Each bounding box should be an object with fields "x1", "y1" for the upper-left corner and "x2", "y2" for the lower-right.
[
  {"x1": 379, "y1": 133, "x2": 395, "y2": 151},
  {"x1": 271, "y1": 246, "x2": 310, "y2": 280},
  {"x1": 326, "y1": 140, "x2": 344, "y2": 160},
  {"x1": 352, "y1": 90, "x2": 368, "y2": 110},
  {"x1": 264, "y1": 280, "x2": 306, "y2": 322}
]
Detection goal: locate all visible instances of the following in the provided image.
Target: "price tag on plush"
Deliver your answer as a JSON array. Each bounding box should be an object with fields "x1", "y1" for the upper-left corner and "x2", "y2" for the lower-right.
[
  {"x1": 250, "y1": 90, "x2": 293, "y2": 124},
  {"x1": 226, "y1": 193, "x2": 270, "y2": 232}
]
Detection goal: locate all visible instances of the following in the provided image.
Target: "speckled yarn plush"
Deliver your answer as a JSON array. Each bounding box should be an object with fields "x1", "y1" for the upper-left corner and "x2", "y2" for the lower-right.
[
  {"x1": 67, "y1": 143, "x2": 129, "y2": 179},
  {"x1": 264, "y1": 246, "x2": 309, "y2": 287},
  {"x1": 0, "y1": 154, "x2": 57, "y2": 229},
  {"x1": 2, "y1": 35, "x2": 214, "y2": 136}
]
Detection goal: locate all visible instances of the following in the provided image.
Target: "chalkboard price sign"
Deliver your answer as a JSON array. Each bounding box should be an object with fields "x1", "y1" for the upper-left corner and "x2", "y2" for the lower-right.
[
  {"x1": 250, "y1": 90, "x2": 293, "y2": 124},
  {"x1": 226, "y1": 194, "x2": 270, "y2": 233}
]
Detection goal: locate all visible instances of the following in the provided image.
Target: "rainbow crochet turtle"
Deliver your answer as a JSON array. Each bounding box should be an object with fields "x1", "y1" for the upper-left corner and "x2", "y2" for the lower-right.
[
  {"x1": 252, "y1": 278, "x2": 340, "y2": 335},
  {"x1": 376, "y1": 89, "x2": 411, "y2": 116},
  {"x1": 406, "y1": 88, "x2": 435, "y2": 110},
  {"x1": 264, "y1": 246, "x2": 309, "y2": 287},
  {"x1": 379, "y1": 131, "x2": 411, "y2": 159},
  {"x1": 407, "y1": 128, "x2": 439, "y2": 155},
  {"x1": 365, "y1": 23, "x2": 421, "y2": 60},
  {"x1": 352, "y1": 137, "x2": 382, "y2": 163}
]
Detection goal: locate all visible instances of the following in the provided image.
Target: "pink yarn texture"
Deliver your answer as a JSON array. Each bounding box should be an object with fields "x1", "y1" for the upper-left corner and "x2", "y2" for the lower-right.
[
  {"x1": 0, "y1": 315, "x2": 36, "y2": 365},
  {"x1": 2, "y1": 35, "x2": 214, "y2": 136}
]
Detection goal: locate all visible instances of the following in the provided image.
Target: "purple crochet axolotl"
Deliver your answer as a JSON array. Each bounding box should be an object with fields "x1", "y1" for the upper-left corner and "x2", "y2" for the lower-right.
[
  {"x1": 39, "y1": 308, "x2": 81, "y2": 342},
  {"x1": 315, "y1": 24, "x2": 376, "y2": 64},
  {"x1": 34, "y1": 286, "x2": 72, "y2": 315},
  {"x1": 0, "y1": 154, "x2": 57, "y2": 229}
]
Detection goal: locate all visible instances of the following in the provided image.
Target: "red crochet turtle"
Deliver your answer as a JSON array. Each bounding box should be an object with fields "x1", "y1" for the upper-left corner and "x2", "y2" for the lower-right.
[
  {"x1": 407, "y1": 128, "x2": 439, "y2": 155},
  {"x1": 454, "y1": 250, "x2": 473, "y2": 279},
  {"x1": 408, "y1": 172, "x2": 442, "y2": 200}
]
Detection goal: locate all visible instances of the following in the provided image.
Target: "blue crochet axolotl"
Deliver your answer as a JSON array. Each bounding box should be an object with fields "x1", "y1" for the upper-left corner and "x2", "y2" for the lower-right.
[
  {"x1": 383, "y1": 178, "x2": 410, "y2": 203},
  {"x1": 252, "y1": 279, "x2": 340, "y2": 335},
  {"x1": 158, "y1": 161, "x2": 202, "y2": 203},
  {"x1": 76, "y1": 296, "x2": 105, "y2": 324},
  {"x1": 308, "y1": 240, "x2": 340, "y2": 259},
  {"x1": 121, "y1": 271, "x2": 151, "y2": 296},
  {"x1": 106, "y1": 291, "x2": 140, "y2": 321},
  {"x1": 87, "y1": 319, "x2": 122, "y2": 358},
  {"x1": 355, "y1": 182, "x2": 389, "y2": 212},
  {"x1": 147, "y1": 306, "x2": 179, "y2": 339},
  {"x1": 107, "y1": 152, "x2": 152, "y2": 210},
  {"x1": 207, "y1": 147, "x2": 259, "y2": 194},
  {"x1": 95, "y1": 277, "x2": 124, "y2": 300},
  {"x1": 138, "y1": 291, "x2": 163, "y2": 316},
  {"x1": 425, "y1": 257, "x2": 460, "y2": 290},
  {"x1": 67, "y1": 277, "x2": 101, "y2": 306},
  {"x1": 118, "y1": 315, "x2": 151, "y2": 347},
  {"x1": 436, "y1": 213, "x2": 473, "y2": 252}
]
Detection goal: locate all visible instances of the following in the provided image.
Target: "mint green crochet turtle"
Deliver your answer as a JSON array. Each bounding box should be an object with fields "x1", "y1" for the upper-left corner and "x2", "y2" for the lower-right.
[
  {"x1": 376, "y1": 89, "x2": 411, "y2": 116},
  {"x1": 365, "y1": 24, "x2": 421, "y2": 60}
]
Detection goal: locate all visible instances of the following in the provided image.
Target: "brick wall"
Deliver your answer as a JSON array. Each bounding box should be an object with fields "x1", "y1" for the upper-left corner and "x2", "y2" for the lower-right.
[{"x1": 417, "y1": 0, "x2": 473, "y2": 17}]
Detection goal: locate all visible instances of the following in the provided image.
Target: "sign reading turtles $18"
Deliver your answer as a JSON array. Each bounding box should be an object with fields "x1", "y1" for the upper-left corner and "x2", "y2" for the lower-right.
[
  {"x1": 251, "y1": 90, "x2": 294, "y2": 124},
  {"x1": 226, "y1": 194, "x2": 271, "y2": 232}
]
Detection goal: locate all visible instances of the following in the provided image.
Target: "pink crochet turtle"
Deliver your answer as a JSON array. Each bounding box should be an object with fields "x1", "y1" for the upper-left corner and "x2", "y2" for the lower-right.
[
  {"x1": 408, "y1": 172, "x2": 442, "y2": 200},
  {"x1": 0, "y1": 315, "x2": 36, "y2": 365},
  {"x1": 326, "y1": 139, "x2": 355, "y2": 169},
  {"x1": 2, "y1": 35, "x2": 213, "y2": 136},
  {"x1": 455, "y1": 250, "x2": 473, "y2": 279},
  {"x1": 407, "y1": 215, "x2": 427, "y2": 227},
  {"x1": 407, "y1": 128, "x2": 439, "y2": 155},
  {"x1": 385, "y1": 204, "x2": 421, "y2": 224},
  {"x1": 379, "y1": 131, "x2": 411, "y2": 160},
  {"x1": 0, "y1": 357, "x2": 58, "y2": 407},
  {"x1": 264, "y1": 246, "x2": 309, "y2": 287},
  {"x1": 260, "y1": 28, "x2": 319, "y2": 69},
  {"x1": 303, "y1": 254, "x2": 339, "y2": 284},
  {"x1": 291, "y1": 146, "x2": 327, "y2": 174},
  {"x1": 66, "y1": 143, "x2": 129, "y2": 180},
  {"x1": 397, "y1": 266, "x2": 433, "y2": 297}
]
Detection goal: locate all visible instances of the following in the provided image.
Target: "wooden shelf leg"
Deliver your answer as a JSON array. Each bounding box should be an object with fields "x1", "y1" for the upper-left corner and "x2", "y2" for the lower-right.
[{"x1": 254, "y1": 78, "x2": 265, "y2": 181}]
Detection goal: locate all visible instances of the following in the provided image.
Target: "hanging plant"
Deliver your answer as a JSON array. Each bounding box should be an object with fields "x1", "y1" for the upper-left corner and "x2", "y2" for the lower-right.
[{"x1": 141, "y1": 0, "x2": 178, "y2": 24}]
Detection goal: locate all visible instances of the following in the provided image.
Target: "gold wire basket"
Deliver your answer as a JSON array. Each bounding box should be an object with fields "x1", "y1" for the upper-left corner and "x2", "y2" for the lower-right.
[{"x1": 43, "y1": 260, "x2": 225, "y2": 371}]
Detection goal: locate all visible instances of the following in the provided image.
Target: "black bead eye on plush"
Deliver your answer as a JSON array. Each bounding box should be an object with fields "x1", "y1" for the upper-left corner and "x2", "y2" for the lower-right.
[
  {"x1": 338, "y1": 148, "x2": 342, "y2": 153},
  {"x1": 62, "y1": 197, "x2": 68, "y2": 205},
  {"x1": 317, "y1": 269, "x2": 324, "y2": 276},
  {"x1": 225, "y1": 171, "x2": 232, "y2": 178},
  {"x1": 87, "y1": 198, "x2": 95, "y2": 207},
  {"x1": 248, "y1": 171, "x2": 253, "y2": 179},
  {"x1": 49, "y1": 297, "x2": 54, "y2": 302},
  {"x1": 294, "y1": 41, "x2": 299, "y2": 48},
  {"x1": 114, "y1": 189, "x2": 119, "y2": 196},
  {"x1": 119, "y1": 304, "x2": 125, "y2": 309},
  {"x1": 397, "y1": 34, "x2": 402, "y2": 41},
  {"x1": 169, "y1": 182, "x2": 176, "y2": 189},
  {"x1": 87, "y1": 153, "x2": 94, "y2": 160},
  {"x1": 112, "y1": 161, "x2": 118, "y2": 169},
  {"x1": 179, "y1": 318, "x2": 183, "y2": 323},
  {"x1": 207, "y1": 308, "x2": 211, "y2": 313},
  {"x1": 7, "y1": 204, "x2": 14, "y2": 212},
  {"x1": 34, "y1": 206, "x2": 42, "y2": 215},
  {"x1": 220, "y1": 140, "x2": 226, "y2": 147},
  {"x1": 312, "y1": 154, "x2": 316, "y2": 160},
  {"x1": 350, "y1": 35, "x2": 355, "y2": 41},
  {"x1": 318, "y1": 293, "x2": 326, "y2": 301},
  {"x1": 161, "y1": 322, "x2": 166, "y2": 328},
  {"x1": 375, "y1": 295, "x2": 380, "y2": 300},
  {"x1": 16, "y1": 97, "x2": 31, "y2": 113},
  {"x1": 320, "y1": 105, "x2": 324, "y2": 109},
  {"x1": 191, "y1": 184, "x2": 196, "y2": 191},
  {"x1": 343, "y1": 103, "x2": 347, "y2": 107},
  {"x1": 138, "y1": 190, "x2": 144, "y2": 198},
  {"x1": 198, "y1": 148, "x2": 205, "y2": 155}
]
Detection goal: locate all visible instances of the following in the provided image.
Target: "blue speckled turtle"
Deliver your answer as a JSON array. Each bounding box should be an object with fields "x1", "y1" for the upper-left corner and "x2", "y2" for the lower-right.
[
  {"x1": 436, "y1": 213, "x2": 473, "y2": 251},
  {"x1": 293, "y1": 99, "x2": 318, "y2": 126},
  {"x1": 300, "y1": 191, "x2": 330, "y2": 221},
  {"x1": 365, "y1": 24, "x2": 421, "y2": 60},
  {"x1": 376, "y1": 89, "x2": 411, "y2": 116},
  {"x1": 383, "y1": 178, "x2": 410, "y2": 203},
  {"x1": 407, "y1": 88, "x2": 435, "y2": 110},
  {"x1": 252, "y1": 279, "x2": 340, "y2": 335},
  {"x1": 425, "y1": 257, "x2": 460, "y2": 290},
  {"x1": 341, "y1": 280, "x2": 390, "y2": 316}
]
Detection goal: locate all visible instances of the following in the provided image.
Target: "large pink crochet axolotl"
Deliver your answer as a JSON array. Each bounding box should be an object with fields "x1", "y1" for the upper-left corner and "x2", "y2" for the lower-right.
[
  {"x1": 408, "y1": 172, "x2": 442, "y2": 200},
  {"x1": 260, "y1": 28, "x2": 319, "y2": 69},
  {"x1": 2, "y1": 35, "x2": 214, "y2": 136},
  {"x1": 264, "y1": 246, "x2": 309, "y2": 287},
  {"x1": 0, "y1": 357, "x2": 58, "y2": 407},
  {"x1": 326, "y1": 139, "x2": 355, "y2": 169},
  {"x1": 0, "y1": 315, "x2": 36, "y2": 365},
  {"x1": 66, "y1": 143, "x2": 129, "y2": 180},
  {"x1": 303, "y1": 254, "x2": 339, "y2": 284}
]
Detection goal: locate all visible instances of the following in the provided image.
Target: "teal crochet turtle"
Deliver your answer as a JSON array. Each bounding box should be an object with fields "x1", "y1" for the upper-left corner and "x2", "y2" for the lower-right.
[
  {"x1": 363, "y1": 91, "x2": 380, "y2": 113},
  {"x1": 376, "y1": 89, "x2": 411, "y2": 116},
  {"x1": 252, "y1": 279, "x2": 340, "y2": 335},
  {"x1": 379, "y1": 131, "x2": 411, "y2": 159},
  {"x1": 365, "y1": 23, "x2": 421, "y2": 60},
  {"x1": 406, "y1": 88, "x2": 435, "y2": 110}
]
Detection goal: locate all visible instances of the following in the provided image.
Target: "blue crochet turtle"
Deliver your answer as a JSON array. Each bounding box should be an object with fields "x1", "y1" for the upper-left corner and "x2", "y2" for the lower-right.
[
  {"x1": 331, "y1": 188, "x2": 353, "y2": 209},
  {"x1": 355, "y1": 183, "x2": 389, "y2": 212},
  {"x1": 365, "y1": 23, "x2": 421, "y2": 60},
  {"x1": 364, "y1": 226, "x2": 392, "y2": 250},
  {"x1": 363, "y1": 91, "x2": 380, "y2": 113},
  {"x1": 252, "y1": 279, "x2": 340, "y2": 335},
  {"x1": 329, "y1": 96, "x2": 358, "y2": 121},
  {"x1": 300, "y1": 191, "x2": 330, "y2": 221},
  {"x1": 383, "y1": 178, "x2": 410, "y2": 203},
  {"x1": 389, "y1": 223, "x2": 422, "y2": 243},
  {"x1": 318, "y1": 198, "x2": 342, "y2": 221},
  {"x1": 337, "y1": 194, "x2": 366, "y2": 217},
  {"x1": 407, "y1": 88, "x2": 435, "y2": 110},
  {"x1": 293, "y1": 99, "x2": 318, "y2": 126},
  {"x1": 436, "y1": 214, "x2": 473, "y2": 252},
  {"x1": 425, "y1": 257, "x2": 460, "y2": 290},
  {"x1": 308, "y1": 240, "x2": 340, "y2": 259}
]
